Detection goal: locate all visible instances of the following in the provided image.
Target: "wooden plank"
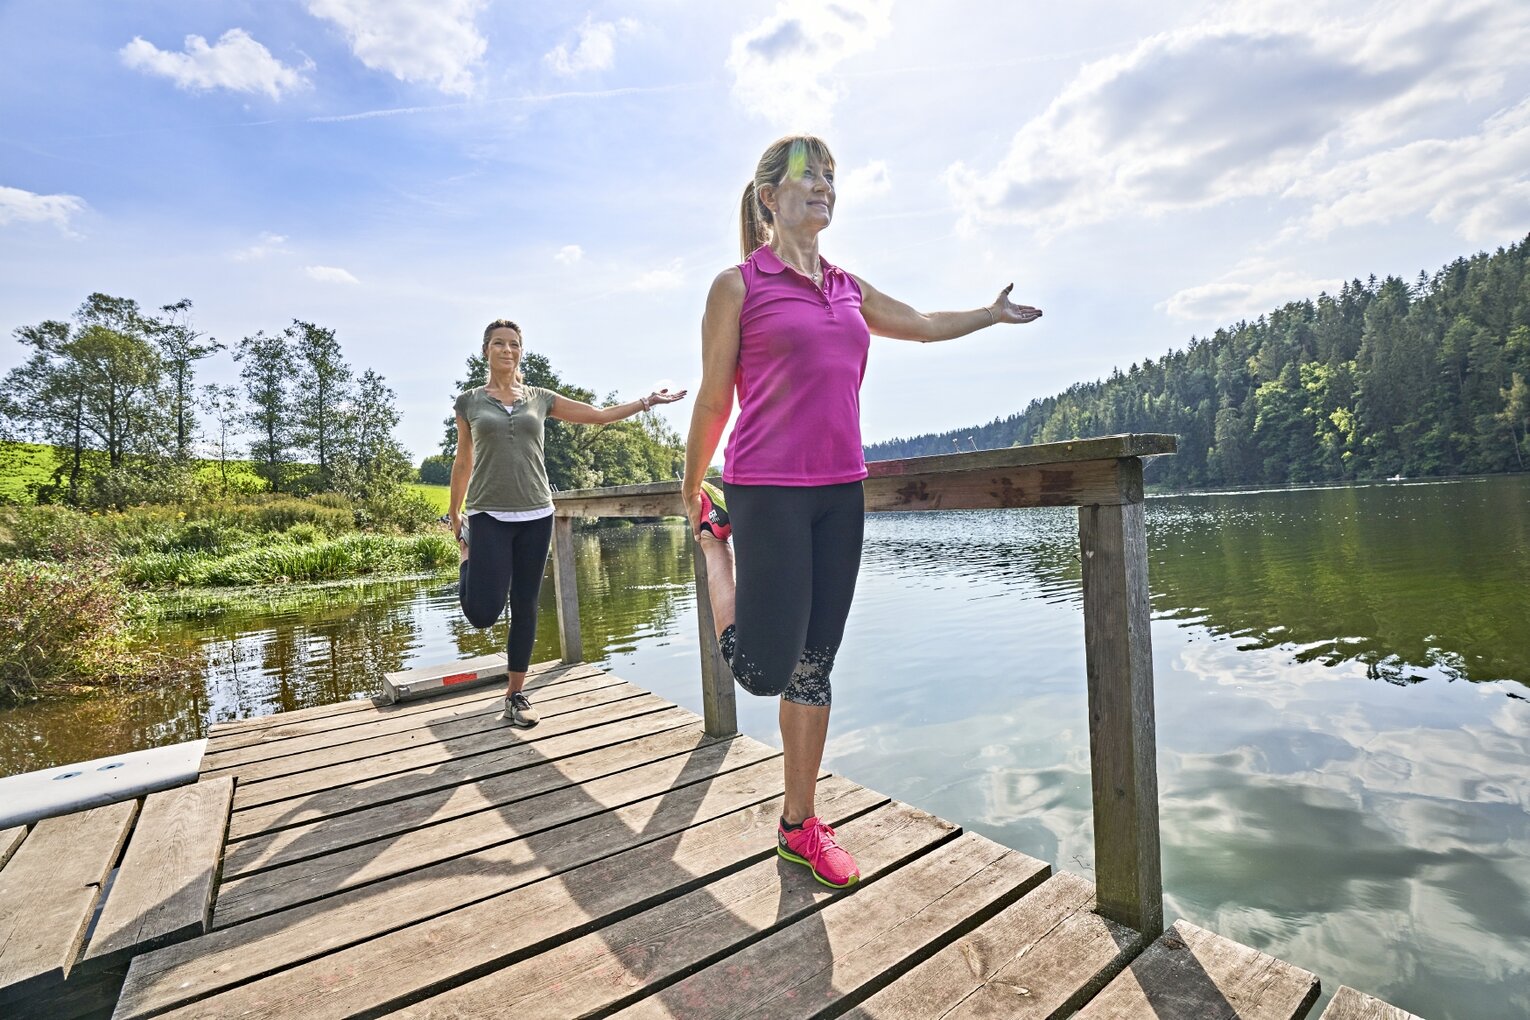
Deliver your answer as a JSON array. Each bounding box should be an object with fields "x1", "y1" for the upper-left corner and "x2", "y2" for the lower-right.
[
  {"x1": 1076, "y1": 919, "x2": 1319, "y2": 1020},
  {"x1": 211, "y1": 737, "x2": 784, "y2": 927},
  {"x1": 204, "y1": 657, "x2": 571, "y2": 737},
  {"x1": 1319, "y1": 986, "x2": 1424, "y2": 1020},
  {"x1": 864, "y1": 457, "x2": 1136, "y2": 512},
  {"x1": 864, "y1": 434, "x2": 1176, "y2": 476},
  {"x1": 551, "y1": 515, "x2": 584, "y2": 663},
  {"x1": 200, "y1": 669, "x2": 621, "y2": 772},
  {"x1": 203, "y1": 659, "x2": 600, "y2": 755},
  {"x1": 397, "y1": 801, "x2": 957, "y2": 1019},
  {"x1": 608, "y1": 832, "x2": 1049, "y2": 1020},
  {"x1": 1080, "y1": 469, "x2": 1163, "y2": 937},
  {"x1": 117, "y1": 769, "x2": 865, "y2": 1018},
  {"x1": 846, "y1": 871, "x2": 1144, "y2": 1019},
  {"x1": 148, "y1": 792, "x2": 918, "y2": 1020},
  {"x1": 0, "y1": 826, "x2": 24, "y2": 869},
  {"x1": 692, "y1": 536, "x2": 737, "y2": 738},
  {"x1": 224, "y1": 694, "x2": 685, "y2": 812},
  {"x1": 225, "y1": 705, "x2": 698, "y2": 840},
  {"x1": 221, "y1": 723, "x2": 725, "y2": 878},
  {"x1": 546, "y1": 436, "x2": 1177, "y2": 519},
  {"x1": 0, "y1": 799, "x2": 138, "y2": 1003},
  {"x1": 209, "y1": 688, "x2": 668, "y2": 791},
  {"x1": 81, "y1": 778, "x2": 234, "y2": 970}
]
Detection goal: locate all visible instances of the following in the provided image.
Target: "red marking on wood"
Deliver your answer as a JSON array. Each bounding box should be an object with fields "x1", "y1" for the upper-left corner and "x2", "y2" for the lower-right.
[{"x1": 441, "y1": 671, "x2": 478, "y2": 686}]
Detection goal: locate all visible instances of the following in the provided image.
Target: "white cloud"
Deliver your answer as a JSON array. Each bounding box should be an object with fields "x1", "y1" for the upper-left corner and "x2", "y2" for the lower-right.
[
  {"x1": 554, "y1": 244, "x2": 584, "y2": 265},
  {"x1": 120, "y1": 29, "x2": 309, "y2": 100},
  {"x1": 727, "y1": 0, "x2": 893, "y2": 131},
  {"x1": 233, "y1": 232, "x2": 292, "y2": 261},
  {"x1": 305, "y1": 265, "x2": 360, "y2": 284},
  {"x1": 621, "y1": 258, "x2": 685, "y2": 292},
  {"x1": 945, "y1": 0, "x2": 1530, "y2": 242},
  {"x1": 1285, "y1": 99, "x2": 1530, "y2": 245},
  {"x1": 0, "y1": 185, "x2": 86, "y2": 231},
  {"x1": 1161, "y1": 264, "x2": 1344, "y2": 321},
  {"x1": 306, "y1": 0, "x2": 486, "y2": 95},
  {"x1": 545, "y1": 17, "x2": 638, "y2": 76},
  {"x1": 841, "y1": 160, "x2": 892, "y2": 200}
]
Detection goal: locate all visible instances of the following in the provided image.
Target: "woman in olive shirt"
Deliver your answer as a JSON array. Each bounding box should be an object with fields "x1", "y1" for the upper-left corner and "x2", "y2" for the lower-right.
[{"x1": 450, "y1": 319, "x2": 686, "y2": 726}]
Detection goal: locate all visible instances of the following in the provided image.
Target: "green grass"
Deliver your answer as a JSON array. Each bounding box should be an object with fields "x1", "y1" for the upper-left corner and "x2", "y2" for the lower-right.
[
  {"x1": 124, "y1": 531, "x2": 457, "y2": 588},
  {"x1": 0, "y1": 442, "x2": 59, "y2": 503},
  {"x1": 408, "y1": 483, "x2": 451, "y2": 514}
]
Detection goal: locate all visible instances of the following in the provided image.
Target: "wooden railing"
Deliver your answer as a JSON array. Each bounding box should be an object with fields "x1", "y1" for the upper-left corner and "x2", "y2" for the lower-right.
[{"x1": 549, "y1": 433, "x2": 1177, "y2": 937}]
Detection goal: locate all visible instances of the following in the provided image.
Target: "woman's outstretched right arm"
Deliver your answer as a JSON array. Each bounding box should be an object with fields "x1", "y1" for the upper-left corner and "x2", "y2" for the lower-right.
[
  {"x1": 449, "y1": 413, "x2": 473, "y2": 542},
  {"x1": 682, "y1": 268, "x2": 745, "y2": 535}
]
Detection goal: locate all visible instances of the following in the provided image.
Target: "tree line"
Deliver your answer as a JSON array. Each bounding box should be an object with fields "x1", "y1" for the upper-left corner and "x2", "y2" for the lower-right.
[
  {"x1": 0, "y1": 293, "x2": 413, "y2": 505},
  {"x1": 1, "y1": 292, "x2": 687, "y2": 508},
  {"x1": 867, "y1": 234, "x2": 1530, "y2": 488}
]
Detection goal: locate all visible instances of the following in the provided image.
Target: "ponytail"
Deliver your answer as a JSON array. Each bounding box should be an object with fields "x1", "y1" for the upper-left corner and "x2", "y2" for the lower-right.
[{"x1": 740, "y1": 182, "x2": 771, "y2": 261}]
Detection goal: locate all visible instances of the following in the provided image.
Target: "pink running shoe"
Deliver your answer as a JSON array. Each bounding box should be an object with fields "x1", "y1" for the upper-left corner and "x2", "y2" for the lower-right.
[
  {"x1": 778, "y1": 817, "x2": 860, "y2": 889},
  {"x1": 697, "y1": 480, "x2": 732, "y2": 541}
]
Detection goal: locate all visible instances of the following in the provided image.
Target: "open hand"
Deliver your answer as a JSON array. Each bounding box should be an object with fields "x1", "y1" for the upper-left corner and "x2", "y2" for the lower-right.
[
  {"x1": 991, "y1": 284, "x2": 1042, "y2": 325},
  {"x1": 646, "y1": 387, "x2": 688, "y2": 407}
]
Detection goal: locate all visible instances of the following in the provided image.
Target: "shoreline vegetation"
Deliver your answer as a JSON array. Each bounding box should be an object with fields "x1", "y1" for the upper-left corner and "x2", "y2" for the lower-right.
[{"x1": 0, "y1": 480, "x2": 457, "y2": 703}]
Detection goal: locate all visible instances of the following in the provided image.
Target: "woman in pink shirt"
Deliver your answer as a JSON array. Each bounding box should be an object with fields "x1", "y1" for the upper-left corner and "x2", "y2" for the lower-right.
[{"x1": 682, "y1": 135, "x2": 1043, "y2": 889}]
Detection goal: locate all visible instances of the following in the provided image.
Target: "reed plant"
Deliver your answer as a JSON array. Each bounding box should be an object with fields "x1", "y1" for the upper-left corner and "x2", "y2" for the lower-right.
[
  {"x1": 0, "y1": 558, "x2": 197, "y2": 701},
  {"x1": 124, "y1": 531, "x2": 457, "y2": 587}
]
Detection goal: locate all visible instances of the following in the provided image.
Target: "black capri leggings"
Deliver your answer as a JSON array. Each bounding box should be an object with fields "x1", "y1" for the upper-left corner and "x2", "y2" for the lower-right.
[
  {"x1": 719, "y1": 481, "x2": 864, "y2": 707},
  {"x1": 458, "y1": 513, "x2": 554, "y2": 672}
]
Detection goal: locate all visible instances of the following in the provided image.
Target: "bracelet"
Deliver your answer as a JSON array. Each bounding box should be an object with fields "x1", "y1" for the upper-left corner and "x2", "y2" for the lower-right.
[
  {"x1": 639, "y1": 395, "x2": 651, "y2": 411},
  {"x1": 984, "y1": 306, "x2": 996, "y2": 326}
]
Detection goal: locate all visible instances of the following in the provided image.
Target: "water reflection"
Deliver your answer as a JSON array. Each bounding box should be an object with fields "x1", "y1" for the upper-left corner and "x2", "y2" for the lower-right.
[{"x1": 864, "y1": 474, "x2": 1530, "y2": 688}]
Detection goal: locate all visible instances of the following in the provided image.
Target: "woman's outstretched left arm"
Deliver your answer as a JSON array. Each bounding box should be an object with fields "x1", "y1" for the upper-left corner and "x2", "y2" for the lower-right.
[
  {"x1": 853, "y1": 275, "x2": 1042, "y2": 343},
  {"x1": 550, "y1": 388, "x2": 688, "y2": 425}
]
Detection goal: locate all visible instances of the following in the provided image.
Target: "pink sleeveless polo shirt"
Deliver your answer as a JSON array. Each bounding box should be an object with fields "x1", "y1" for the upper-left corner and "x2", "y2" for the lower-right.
[{"x1": 722, "y1": 245, "x2": 871, "y2": 486}]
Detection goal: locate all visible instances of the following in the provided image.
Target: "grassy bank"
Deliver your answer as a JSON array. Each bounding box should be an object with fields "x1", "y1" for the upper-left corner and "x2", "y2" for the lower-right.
[{"x1": 125, "y1": 530, "x2": 456, "y2": 587}]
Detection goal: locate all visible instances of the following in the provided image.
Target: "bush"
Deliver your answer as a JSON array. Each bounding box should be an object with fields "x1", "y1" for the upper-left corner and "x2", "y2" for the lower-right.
[
  {"x1": 418, "y1": 454, "x2": 452, "y2": 485},
  {"x1": 83, "y1": 464, "x2": 201, "y2": 509},
  {"x1": 0, "y1": 558, "x2": 194, "y2": 701},
  {"x1": 0, "y1": 504, "x2": 109, "y2": 560},
  {"x1": 354, "y1": 486, "x2": 441, "y2": 533}
]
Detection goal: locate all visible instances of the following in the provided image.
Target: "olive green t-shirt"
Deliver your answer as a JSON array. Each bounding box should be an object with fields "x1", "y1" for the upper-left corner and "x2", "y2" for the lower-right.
[{"x1": 454, "y1": 385, "x2": 558, "y2": 513}]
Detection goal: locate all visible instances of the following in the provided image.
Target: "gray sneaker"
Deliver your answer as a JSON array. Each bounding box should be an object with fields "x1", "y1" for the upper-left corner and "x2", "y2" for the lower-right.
[{"x1": 501, "y1": 691, "x2": 540, "y2": 728}]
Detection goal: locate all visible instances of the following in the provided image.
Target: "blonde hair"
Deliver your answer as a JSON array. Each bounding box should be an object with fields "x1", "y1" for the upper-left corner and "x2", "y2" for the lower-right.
[
  {"x1": 739, "y1": 135, "x2": 836, "y2": 261},
  {"x1": 481, "y1": 319, "x2": 524, "y2": 388}
]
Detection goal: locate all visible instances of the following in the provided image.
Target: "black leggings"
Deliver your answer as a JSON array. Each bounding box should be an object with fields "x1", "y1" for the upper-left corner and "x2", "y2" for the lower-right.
[
  {"x1": 719, "y1": 481, "x2": 864, "y2": 707},
  {"x1": 458, "y1": 513, "x2": 554, "y2": 672}
]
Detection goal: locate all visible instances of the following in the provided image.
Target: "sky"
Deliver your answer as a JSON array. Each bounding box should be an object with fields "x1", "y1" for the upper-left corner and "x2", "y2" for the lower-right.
[{"x1": 3, "y1": 0, "x2": 1529, "y2": 463}]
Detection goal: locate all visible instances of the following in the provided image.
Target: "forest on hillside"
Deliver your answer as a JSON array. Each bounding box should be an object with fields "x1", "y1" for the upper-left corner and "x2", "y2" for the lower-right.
[{"x1": 866, "y1": 235, "x2": 1530, "y2": 489}]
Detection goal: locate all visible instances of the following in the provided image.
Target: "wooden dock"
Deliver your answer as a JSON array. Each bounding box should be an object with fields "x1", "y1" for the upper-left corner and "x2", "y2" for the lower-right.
[{"x1": 2, "y1": 658, "x2": 1416, "y2": 1018}]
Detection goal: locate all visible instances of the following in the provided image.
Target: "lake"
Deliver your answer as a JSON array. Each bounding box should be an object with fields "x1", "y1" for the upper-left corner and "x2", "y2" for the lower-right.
[{"x1": 2, "y1": 474, "x2": 1527, "y2": 1018}]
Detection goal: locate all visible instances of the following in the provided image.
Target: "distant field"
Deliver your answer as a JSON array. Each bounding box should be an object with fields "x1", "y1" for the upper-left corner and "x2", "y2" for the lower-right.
[
  {"x1": 1, "y1": 441, "x2": 270, "y2": 502},
  {"x1": 408, "y1": 483, "x2": 450, "y2": 514},
  {"x1": 0, "y1": 442, "x2": 58, "y2": 503}
]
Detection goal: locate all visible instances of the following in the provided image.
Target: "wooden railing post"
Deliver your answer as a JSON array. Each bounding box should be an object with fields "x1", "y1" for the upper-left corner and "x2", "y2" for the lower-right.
[
  {"x1": 550, "y1": 516, "x2": 583, "y2": 664},
  {"x1": 691, "y1": 540, "x2": 737, "y2": 738},
  {"x1": 1079, "y1": 457, "x2": 1164, "y2": 938}
]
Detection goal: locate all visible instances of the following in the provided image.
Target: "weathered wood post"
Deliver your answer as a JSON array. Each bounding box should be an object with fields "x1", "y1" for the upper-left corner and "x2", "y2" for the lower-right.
[
  {"x1": 550, "y1": 515, "x2": 583, "y2": 664},
  {"x1": 1078, "y1": 455, "x2": 1163, "y2": 938},
  {"x1": 692, "y1": 541, "x2": 738, "y2": 738}
]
